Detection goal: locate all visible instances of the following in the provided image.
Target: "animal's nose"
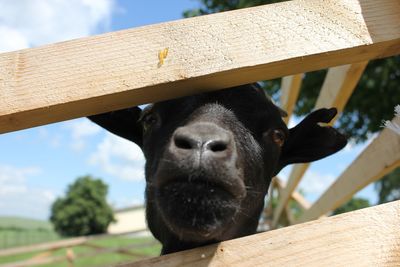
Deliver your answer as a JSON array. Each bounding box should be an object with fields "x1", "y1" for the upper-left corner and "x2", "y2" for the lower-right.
[{"x1": 171, "y1": 122, "x2": 233, "y2": 158}]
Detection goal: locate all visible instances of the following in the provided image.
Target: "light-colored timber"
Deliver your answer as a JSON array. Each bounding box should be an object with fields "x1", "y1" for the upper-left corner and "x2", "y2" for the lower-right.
[
  {"x1": 280, "y1": 74, "x2": 302, "y2": 124},
  {"x1": 0, "y1": 229, "x2": 148, "y2": 257},
  {"x1": 271, "y1": 61, "x2": 369, "y2": 227},
  {"x1": 1, "y1": 0, "x2": 400, "y2": 133},
  {"x1": 296, "y1": 116, "x2": 400, "y2": 223},
  {"x1": 119, "y1": 200, "x2": 400, "y2": 267}
]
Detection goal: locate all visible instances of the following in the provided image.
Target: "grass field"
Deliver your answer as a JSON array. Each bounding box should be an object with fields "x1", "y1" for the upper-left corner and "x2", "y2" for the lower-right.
[
  {"x1": 0, "y1": 217, "x2": 54, "y2": 230},
  {"x1": 0, "y1": 216, "x2": 60, "y2": 249},
  {"x1": 0, "y1": 216, "x2": 161, "y2": 266},
  {"x1": 0, "y1": 236, "x2": 161, "y2": 267}
]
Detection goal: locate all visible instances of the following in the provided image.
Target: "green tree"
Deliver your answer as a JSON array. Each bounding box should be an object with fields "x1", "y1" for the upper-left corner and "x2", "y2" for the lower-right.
[
  {"x1": 375, "y1": 168, "x2": 400, "y2": 204},
  {"x1": 50, "y1": 175, "x2": 115, "y2": 237},
  {"x1": 184, "y1": 0, "x2": 400, "y2": 204},
  {"x1": 333, "y1": 197, "x2": 370, "y2": 215}
]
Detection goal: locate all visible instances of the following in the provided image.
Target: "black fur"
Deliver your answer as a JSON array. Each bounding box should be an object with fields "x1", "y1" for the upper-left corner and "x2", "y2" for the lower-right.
[{"x1": 89, "y1": 83, "x2": 347, "y2": 254}]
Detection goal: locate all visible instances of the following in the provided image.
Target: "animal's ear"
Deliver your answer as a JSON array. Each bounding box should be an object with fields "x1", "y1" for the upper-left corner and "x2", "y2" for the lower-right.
[
  {"x1": 275, "y1": 108, "x2": 347, "y2": 175},
  {"x1": 88, "y1": 107, "x2": 143, "y2": 147}
]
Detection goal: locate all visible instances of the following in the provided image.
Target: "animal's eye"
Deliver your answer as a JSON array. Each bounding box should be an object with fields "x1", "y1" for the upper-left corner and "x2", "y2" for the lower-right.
[
  {"x1": 272, "y1": 129, "x2": 285, "y2": 147},
  {"x1": 141, "y1": 113, "x2": 158, "y2": 132}
]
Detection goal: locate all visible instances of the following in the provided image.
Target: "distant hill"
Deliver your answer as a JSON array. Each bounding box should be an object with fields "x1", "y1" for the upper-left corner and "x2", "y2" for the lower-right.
[{"x1": 0, "y1": 216, "x2": 53, "y2": 230}]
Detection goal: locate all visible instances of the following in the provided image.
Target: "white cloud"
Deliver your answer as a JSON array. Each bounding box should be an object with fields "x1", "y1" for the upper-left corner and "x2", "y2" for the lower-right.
[
  {"x1": 298, "y1": 170, "x2": 336, "y2": 195},
  {"x1": 64, "y1": 118, "x2": 102, "y2": 151},
  {"x1": 89, "y1": 133, "x2": 145, "y2": 181},
  {"x1": 276, "y1": 167, "x2": 336, "y2": 200},
  {"x1": 0, "y1": 26, "x2": 29, "y2": 52},
  {"x1": 0, "y1": 165, "x2": 57, "y2": 220},
  {"x1": 0, "y1": 165, "x2": 40, "y2": 194},
  {"x1": 66, "y1": 119, "x2": 102, "y2": 139},
  {"x1": 0, "y1": 0, "x2": 116, "y2": 52},
  {"x1": 38, "y1": 128, "x2": 63, "y2": 148}
]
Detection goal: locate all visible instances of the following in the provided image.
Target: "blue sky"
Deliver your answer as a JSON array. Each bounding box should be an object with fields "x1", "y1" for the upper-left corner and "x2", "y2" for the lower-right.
[{"x1": 0, "y1": 0, "x2": 377, "y2": 220}]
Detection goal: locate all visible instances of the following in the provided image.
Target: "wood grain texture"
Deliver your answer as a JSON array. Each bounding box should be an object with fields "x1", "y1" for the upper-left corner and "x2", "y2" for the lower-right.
[
  {"x1": 1, "y1": 0, "x2": 400, "y2": 133},
  {"x1": 296, "y1": 116, "x2": 400, "y2": 223},
  {"x1": 119, "y1": 200, "x2": 400, "y2": 267}
]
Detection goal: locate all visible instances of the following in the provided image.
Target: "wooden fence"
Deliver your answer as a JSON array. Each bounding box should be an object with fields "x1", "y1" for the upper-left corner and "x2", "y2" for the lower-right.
[
  {"x1": 0, "y1": 230, "x2": 158, "y2": 267},
  {"x1": 1, "y1": 0, "x2": 399, "y2": 266}
]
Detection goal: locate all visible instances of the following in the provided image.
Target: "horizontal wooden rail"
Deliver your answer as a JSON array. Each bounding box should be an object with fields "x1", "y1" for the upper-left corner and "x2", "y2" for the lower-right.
[
  {"x1": 0, "y1": 241, "x2": 158, "y2": 267},
  {"x1": 1, "y1": 0, "x2": 400, "y2": 133},
  {"x1": 271, "y1": 61, "x2": 369, "y2": 227},
  {"x1": 296, "y1": 115, "x2": 400, "y2": 223},
  {"x1": 120, "y1": 200, "x2": 400, "y2": 267},
  {"x1": 0, "y1": 229, "x2": 148, "y2": 257}
]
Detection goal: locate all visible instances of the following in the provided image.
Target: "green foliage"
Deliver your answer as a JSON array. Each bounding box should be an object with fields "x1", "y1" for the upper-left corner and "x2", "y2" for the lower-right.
[
  {"x1": 375, "y1": 168, "x2": 400, "y2": 204},
  {"x1": 183, "y1": 0, "x2": 283, "y2": 17},
  {"x1": 50, "y1": 175, "x2": 115, "y2": 237},
  {"x1": 333, "y1": 197, "x2": 370, "y2": 215}
]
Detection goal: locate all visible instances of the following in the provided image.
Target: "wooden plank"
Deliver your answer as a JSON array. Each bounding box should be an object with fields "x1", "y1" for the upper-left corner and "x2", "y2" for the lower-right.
[
  {"x1": 0, "y1": 241, "x2": 158, "y2": 267},
  {"x1": 280, "y1": 74, "x2": 302, "y2": 124},
  {"x1": 0, "y1": 237, "x2": 88, "y2": 258},
  {"x1": 291, "y1": 191, "x2": 311, "y2": 210},
  {"x1": 119, "y1": 200, "x2": 400, "y2": 267},
  {"x1": 296, "y1": 116, "x2": 400, "y2": 224},
  {"x1": 274, "y1": 177, "x2": 310, "y2": 210},
  {"x1": 0, "y1": 229, "x2": 148, "y2": 257},
  {"x1": 1, "y1": 0, "x2": 400, "y2": 133},
  {"x1": 315, "y1": 61, "x2": 369, "y2": 114},
  {"x1": 272, "y1": 163, "x2": 309, "y2": 227},
  {"x1": 271, "y1": 61, "x2": 369, "y2": 227}
]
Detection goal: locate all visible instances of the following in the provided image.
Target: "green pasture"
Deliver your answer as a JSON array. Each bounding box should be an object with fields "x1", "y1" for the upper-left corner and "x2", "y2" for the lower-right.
[
  {"x1": 0, "y1": 216, "x2": 60, "y2": 249},
  {"x1": 0, "y1": 216, "x2": 160, "y2": 266},
  {"x1": 0, "y1": 236, "x2": 160, "y2": 267}
]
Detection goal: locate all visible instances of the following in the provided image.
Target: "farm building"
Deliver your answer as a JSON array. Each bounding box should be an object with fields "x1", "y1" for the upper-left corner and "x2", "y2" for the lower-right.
[{"x1": 107, "y1": 206, "x2": 148, "y2": 235}]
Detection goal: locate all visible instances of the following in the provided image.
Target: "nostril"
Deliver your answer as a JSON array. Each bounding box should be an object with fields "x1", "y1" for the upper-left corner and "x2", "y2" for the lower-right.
[
  {"x1": 206, "y1": 140, "x2": 228, "y2": 152},
  {"x1": 174, "y1": 134, "x2": 197, "y2": 150}
]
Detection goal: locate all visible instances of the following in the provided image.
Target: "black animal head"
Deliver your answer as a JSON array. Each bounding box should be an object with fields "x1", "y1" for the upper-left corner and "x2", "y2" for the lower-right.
[{"x1": 89, "y1": 83, "x2": 347, "y2": 254}]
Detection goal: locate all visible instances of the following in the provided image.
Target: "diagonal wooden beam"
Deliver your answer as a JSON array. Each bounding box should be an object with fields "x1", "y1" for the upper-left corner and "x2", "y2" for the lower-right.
[
  {"x1": 296, "y1": 115, "x2": 400, "y2": 224},
  {"x1": 280, "y1": 74, "x2": 303, "y2": 124},
  {"x1": 314, "y1": 61, "x2": 369, "y2": 115},
  {"x1": 271, "y1": 61, "x2": 369, "y2": 228},
  {"x1": 0, "y1": 0, "x2": 399, "y2": 133},
  {"x1": 274, "y1": 177, "x2": 311, "y2": 210}
]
